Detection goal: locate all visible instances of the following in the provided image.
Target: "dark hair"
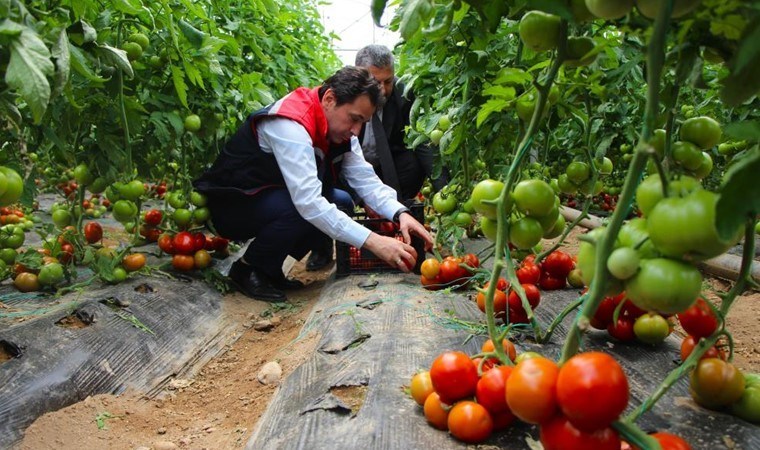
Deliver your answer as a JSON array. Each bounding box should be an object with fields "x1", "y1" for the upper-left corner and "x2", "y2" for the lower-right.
[
  {"x1": 318, "y1": 66, "x2": 383, "y2": 107},
  {"x1": 355, "y1": 44, "x2": 394, "y2": 69}
]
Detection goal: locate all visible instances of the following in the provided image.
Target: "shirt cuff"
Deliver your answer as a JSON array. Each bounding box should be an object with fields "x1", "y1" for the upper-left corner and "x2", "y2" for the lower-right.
[{"x1": 392, "y1": 207, "x2": 411, "y2": 224}]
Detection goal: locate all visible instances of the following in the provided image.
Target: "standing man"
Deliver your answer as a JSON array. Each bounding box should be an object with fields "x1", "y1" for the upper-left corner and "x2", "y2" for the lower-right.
[
  {"x1": 306, "y1": 45, "x2": 445, "y2": 271},
  {"x1": 194, "y1": 67, "x2": 433, "y2": 301}
]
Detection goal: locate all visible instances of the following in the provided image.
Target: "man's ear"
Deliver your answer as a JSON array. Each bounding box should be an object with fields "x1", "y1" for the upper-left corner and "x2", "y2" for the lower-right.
[{"x1": 321, "y1": 88, "x2": 335, "y2": 108}]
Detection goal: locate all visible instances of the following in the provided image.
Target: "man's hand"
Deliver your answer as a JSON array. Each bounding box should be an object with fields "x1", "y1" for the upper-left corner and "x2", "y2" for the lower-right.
[
  {"x1": 398, "y1": 212, "x2": 434, "y2": 251},
  {"x1": 363, "y1": 232, "x2": 418, "y2": 273}
]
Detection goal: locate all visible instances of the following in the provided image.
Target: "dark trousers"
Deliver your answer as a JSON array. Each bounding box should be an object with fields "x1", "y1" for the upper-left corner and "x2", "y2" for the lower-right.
[{"x1": 208, "y1": 188, "x2": 353, "y2": 278}]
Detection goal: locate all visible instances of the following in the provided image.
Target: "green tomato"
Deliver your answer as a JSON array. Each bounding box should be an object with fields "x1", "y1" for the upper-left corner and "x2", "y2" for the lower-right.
[
  {"x1": 432, "y1": 192, "x2": 457, "y2": 214},
  {"x1": 480, "y1": 216, "x2": 498, "y2": 241},
  {"x1": 73, "y1": 164, "x2": 94, "y2": 186},
  {"x1": 647, "y1": 189, "x2": 743, "y2": 261},
  {"x1": 429, "y1": 129, "x2": 443, "y2": 145},
  {"x1": 518, "y1": 10, "x2": 560, "y2": 52},
  {"x1": 599, "y1": 157, "x2": 614, "y2": 175},
  {"x1": 565, "y1": 36, "x2": 596, "y2": 67},
  {"x1": 52, "y1": 209, "x2": 72, "y2": 229},
  {"x1": 190, "y1": 191, "x2": 207, "y2": 207},
  {"x1": 680, "y1": 116, "x2": 722, "y2": 150},
  {"x1": 508, "y1": 217, "x2": 543, "y2": 250},
  {"x1": 624, "y1": 257, "x2": 702, "y2": 315},
  {"x1": 617, "y1": 218, "x2": 658, "y2": 259},
  {"x1": 606, "y1": 246, "x2": 640, "y2": 280},
  {"x1": 89, "y1": 177, "x2": 108, "y2": 194},
  {"x1": 184, "y1": 114, "x2": 202, "y2": 132},
  {"x1": 122, "y1": 42, "x2": 143, "y2": 61},
  {"x1": 168, "y1": 191, "x2": 187, "y2": 209},
  {"x1": 512, "y1": 179, "x2": 555, "y2": 217},
  {"x1": 672, "y1": 141, "x2": 704, "y2": 171},
  {"x1": 585, "y1": 0, "x2": 634, "y2": 19},
  {"x1": 470, "y1": 179, "x2": 505, "y2": 219},
  {"x1": 633, "y1": 313, "x2": 670, "y2": 345},
  {"x1": 543, "y1": 214, "x2": 566, "y2": 239},
  {"x1": 453, "y1": 212, "x2": 473, "y2": 228},
  {"x1": 730, "y1": 374, "x2": 760, "y2": 424},
  {"x1": 566, "y1": 161, "x2": 590, "y2": 184},
  {"x1": 111, "y1": 267, "x2": 128, "y2": 284},
  {"x1": 516, "y1": 93, "x2": 536, "y2": 123},
  {"x1": 192, "y1": 207, "x2": 210, "y2": 223},
  {"x1": 119, "y1": 179, "x2": 145, "y2": 201},
  {"x1": 462, "y1": 198, "x2": 475, "y2": 214},
  {"x1": 0, "y1": 247, "x2": 17, "y2": 264},
  {"x1": 38, "y1": 262, "x2": 65, "y2": 287},
  {"x1": 557, "y1": 174, "x2": 578, "y2": 195},
  {"x1": 691, "y1": 152, "x2": 713, "y2": 179},
  {"x1": 636, "y1": 0, "x2": 701, "y2": 19},
  {"x1": 0, "y1": 167, "x2": 23, "y2": 206},
  {"x1": 649, "y1": 129, "x2": 667, "y2": 158},
  {"x1": 112, "y1": 200, "x2": 138, "y2": 223},
  {"x1": 173, "y1": 208, "x2": 193, "y2": 228},
  {"x1": 438, "y1": 114, "x2": 451, "y2": 131},
  {"x1": 128, "y1": 32, "x2": 150, "y2": 50}
]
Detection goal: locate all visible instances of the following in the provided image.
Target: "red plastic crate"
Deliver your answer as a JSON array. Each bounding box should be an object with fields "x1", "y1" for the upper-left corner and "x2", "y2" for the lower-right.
[{"x1": 336, "y1": 204, "x2": 425, "y2": 277}]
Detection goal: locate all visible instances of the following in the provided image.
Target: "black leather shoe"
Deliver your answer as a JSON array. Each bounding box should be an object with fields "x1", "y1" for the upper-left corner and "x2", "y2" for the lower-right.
[
  {"x1": 306, "y1": 249, "x2": 333, "y2": 271},
  {"x1": 268, "y1": 275, "x2": 305, "y2": 290},
  {"x1": 228, "y1": 261, "x2": 286, "y2": 302}
]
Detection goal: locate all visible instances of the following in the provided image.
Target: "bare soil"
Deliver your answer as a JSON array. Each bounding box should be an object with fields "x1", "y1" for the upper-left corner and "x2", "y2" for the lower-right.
[{"x1": 15, "y1": 235, "x2": 760, "y2": 450}]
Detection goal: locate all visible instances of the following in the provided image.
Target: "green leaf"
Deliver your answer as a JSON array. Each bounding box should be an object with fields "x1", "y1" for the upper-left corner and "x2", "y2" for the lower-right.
[
  {"x1": 482, "y1": 85, "x2": 516, "y2": 100},
  {"x1": 51, "y1": 30, "x2": 70, "y2": 98},
  {"x1": 67, "y1": 20, "x2": 97, "y2": 46},
  {"x1": 178, "y1": 19, "x2": 206, "y2": 48},
  {"x1": 716, "y1": 147, "x2": 760, "y2": 240},
  {"x1": 68, "y1": 44, "x2": 107, "y2": 83},
  {"x1": 183, "y1": 59, "x2": 205, "y2": 89},
  {"x1": 5, "y1": 27, "x2": 55, "y2": 123},
  {"x1": 0, "y1": 19, "x2": 23, "y2": 37},
  {"x1": 720, "y1": 18, "x2": 760, "y2": 106},
  {"x1": 724, "y1": 121, "x2": 760, "y2": 143},
  {"x1": 95, "y1": 44, "x2": 134, "y2": 79},
  {"x1": 371, "y1": 0, "x2": 388, "y2": 26},
  {"x1": 112, "y1": 0, "x2": 143, "y2": 16},
  {"x1": 525, "y1": 0, "x2": 573, "y2": 20},
  {"x1": 171, "y1": 65, "x2": 189, "y2": 108},
  {"x1": 476, "y1": 98, "x2": 509, "y2": 128},
  {"x1": 0, "y1": 95, "x2": 22, "y2": 128}
]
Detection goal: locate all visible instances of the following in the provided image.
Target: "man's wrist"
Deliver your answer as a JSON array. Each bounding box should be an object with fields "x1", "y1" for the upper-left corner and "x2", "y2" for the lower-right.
[{"x1": 392, "y1": 207, "x2": 411, "y2": 224}]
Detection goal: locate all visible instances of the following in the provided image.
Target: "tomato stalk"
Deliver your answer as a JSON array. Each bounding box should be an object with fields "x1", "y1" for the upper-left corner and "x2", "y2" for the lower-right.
[
  {"x1": 612, "y1": 420, "x2": 661, "y2": 450},
  {"x1": 115, "y1": 22, "x2": 134, "y2": 176},
  {"x1": 558, "y1": 0, "x2": 673, "y2": 365}
]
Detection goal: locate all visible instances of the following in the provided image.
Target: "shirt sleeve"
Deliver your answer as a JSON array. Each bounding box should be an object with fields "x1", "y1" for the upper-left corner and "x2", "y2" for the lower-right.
[
  {"x1": 341, "y1": 137, "x2": 406, "y2": 219},
  {"x1": 257, "y1": 118, "x2": 371, "y2": 248}
]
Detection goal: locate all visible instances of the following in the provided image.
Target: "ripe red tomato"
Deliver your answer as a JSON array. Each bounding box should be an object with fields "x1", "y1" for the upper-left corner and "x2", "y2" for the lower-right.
[
  {"x1": 83, "y1": 221, "x2": 103, "y2": 244},
  {"x1": 447, "y1": 401, "x2": 493, "y2": 444},
  {"x1": 540, "y1": 415, "x2": 621, "y2": 450},
  {"x1": 172, "y1": 231, "x2": 195, "y2": 255},
  {"x1": 423, "y1": 392, "x2": 449, "y2": 430},
  {"x1": 642, "y1": 432, "x2": 693, "y2": 450},
  {"x1": 506, "y1": 357, "x2": 559, "y2": 424},
  {"x1": 543, "y1": 250, "x2": 575, "y2": 278},
  {"x1": 516, "y1": 263, "x2": 541, "y2": 284},
  {"x1": 539, "y1": 273, "x2": 567, "y2": 290},
  {"x1": 476, "y1": 366, "x2": 513, "y2": 414},
  {"x1": 556, "y1": 352, "x2": 629, "y2": 431},
  {"x1": 212, "y1": 236, "x2": 229, "y2": 252},
  {"x1": 677, "y1": 298, "x2": 718, "y2": 339},
  {"x1": 193, "y1": 232, "x2": 207, "y2": 252},
  {"x1": 429, "y1": 351, "x2": 479, "y2": 404},
  {"x1": 680, "y1": 335, "x2": 725, "y2": 362},
  {"x1": 144, "y1": 209, "x2": 163, "y2": 226},
  {"x1": 59, "y1": 243, "x2": 75, "y2": 264},
  {"x1": 484, "y1": 277, "x2": 509, "y2": 291},
  {"x1": 476, "y1": 288, "x2": 507, "y2": 314},
  {"x1": 462, "y1": 253, "x2": 480, "y2": 268},
  {"x1": 607, "y1": 317, "x2": 636, "y2": 342},
  {"x1": 158, "y1": 233, "x2": 175, "y2": 254},
  {"x1": 508, "y1": 283, "x2": 541, "y2": 310},
  {"x1": 591, "y1": 294, "x2": 624, "y2": 329}
]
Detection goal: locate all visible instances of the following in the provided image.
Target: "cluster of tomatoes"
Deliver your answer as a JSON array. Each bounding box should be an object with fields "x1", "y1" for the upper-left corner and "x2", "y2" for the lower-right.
[
  {"x1": 418, "y1": 253, "x2": 479, "y2": 290},
  {"x1": 137, "y1": 208, "x2": 163, "y2": 242},
  {"x1": 158, "y1": 230, "x2": 228, "y2": 272},
  {"x1": 410, "y1": 346, "x2": 692, "y2": 448},
  {"x1": 589, "y1": 291, "x2": 674, "y2": 345},
  {"x1": 555, "y1": 157, "x2": 613, "y2": 200},
  {"x1": 563, "y1": 192, "x2": 619, "y2": 213},
  {"x1": 475, "y1": 277, "x2": 539, "y2": 324},
  {"x1": 164, "y1": 190, "x2": 211, "y2": 231}
]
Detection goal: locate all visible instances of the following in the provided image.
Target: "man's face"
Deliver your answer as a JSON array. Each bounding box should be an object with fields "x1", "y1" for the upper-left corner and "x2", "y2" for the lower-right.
[
  {"x1": 367, "y1": 65, "x2": 394, "y2": 99},
  {"x1": 322, "y1": 89, "x2": 375, "y2": 144}
]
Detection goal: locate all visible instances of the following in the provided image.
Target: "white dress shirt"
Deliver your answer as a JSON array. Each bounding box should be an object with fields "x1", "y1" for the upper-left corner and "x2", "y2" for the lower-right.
[{"x1": 257, "y1": 117, "x2": 405, "y2": 248}]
